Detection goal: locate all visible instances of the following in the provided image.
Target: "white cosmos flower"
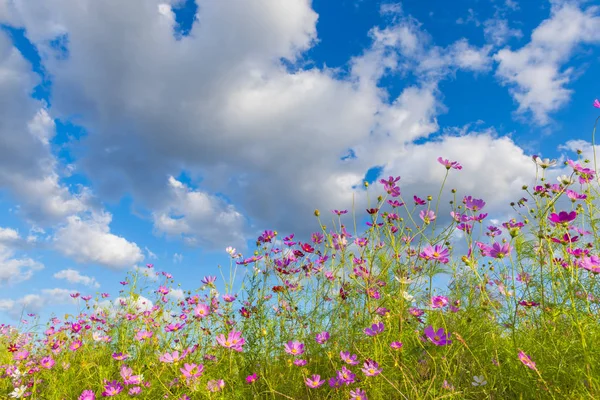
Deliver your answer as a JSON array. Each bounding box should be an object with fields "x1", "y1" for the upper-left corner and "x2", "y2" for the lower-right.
[
  {"x1": 533, "y1": 156, "x2": 557, "y2": 169},
  {"x1": 9, "y1": 385, "x2": 26, "y2": 398},
  {"x1": 472, "y1": 375, "x2": 487, "y2": 386}
]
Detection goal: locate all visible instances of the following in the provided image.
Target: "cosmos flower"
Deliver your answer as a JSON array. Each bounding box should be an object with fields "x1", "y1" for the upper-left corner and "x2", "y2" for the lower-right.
[{"x1": 424, "y1": 326, "x2": 452, "y2": 346}]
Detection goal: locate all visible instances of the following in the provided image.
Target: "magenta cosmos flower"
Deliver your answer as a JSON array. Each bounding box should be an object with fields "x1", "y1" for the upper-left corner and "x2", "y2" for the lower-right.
[
  {"x1": 424, "y1": 326, "x2": 452, "y2": 346},
  {"x1": 216, "y1": 330, "x2": 245, "y2": 352},
  {"x1": 101, "y1": 381, "x2": 123, "y2": 397},
  {"x1": 246, "y1": 373, "x2": 259, "y2": 384},
  {"x1": 548, "y1": 211, "x2": 577, "y2": 225},
  {"x1": 284, "y1": 341, "x2": 305, "y2": 356},
  {"x1": 361, "y1": 359, "x2": 382, "y2": 377},
  {"x1": 430, "y1": 295, "x2": 449, "y2": 309},
  {"x1": 40, "y1": 356, "x2": 55, "y2": 369},
  {"x1": 315, "y1": 331, "x2": 330, "y2": 344},
  {"x1": 437, "y1": 157, "x2": 462, "y2": 170},
  {"x1": 390, "y1": 341, "x2": 403, "y2": 350},
  {"x1": 305, "y1": 374, "x2": 325, "y2": 388},
  {"x1": 579, "y1": 255, "x2": 600, "y2": 273},
  {"x1": 594, "y1": 99, "x2": 600, "y2": 108},
  {"x1": 518, "y1": 350, "x2": 536, "y2": 370},
  {"x1": 419, "y1": 210, "x2": 436, "y2": 224},
  {"x1": 478, "y1": 242, "x2": 513, "y2": 259},
  {"x1": 337, "y1": 366, "x2": 356, "y2": 385},
  {"x1": 420, "y1": 245, "x2": 450, "y2": 264},
  {"x1": 340, "y1": 351, "x2": 359, "y2": 365},
  {"x1": 78, "y1": 390, "x2": 95, "y2": 400}
]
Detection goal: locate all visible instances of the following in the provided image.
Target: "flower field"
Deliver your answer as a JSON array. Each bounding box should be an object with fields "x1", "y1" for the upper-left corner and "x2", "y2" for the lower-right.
[{"x1": 2, "y1": 106, "x2": 600, "y2": 399}]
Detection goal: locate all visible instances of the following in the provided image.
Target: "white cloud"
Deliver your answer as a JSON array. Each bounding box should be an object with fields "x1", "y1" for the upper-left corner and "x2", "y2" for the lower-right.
[
  {"x1": 484, "y1": 18, "x2": 522, "y2": 46},
  {"x1": 494, "y1": 2, "x2": 600, "y2": 124},
  {"x1": 0, "y1": 288, "x2": 75, "y2": 319},
  {"x1": 54, "y1": 268, "x2": 100, "y2": 288},
  {"x1": 53, "y1": 211, "x2": 144, "y2": 269},
  {"x1": 173, "y1": 252, "x2": 183, "y2": 263},
  {"x1": 152, "y1": 176, "x2": 247, "y2": 250},
  {"x1": 0, "y1": 227, "x2": 43, "y2": 286}
]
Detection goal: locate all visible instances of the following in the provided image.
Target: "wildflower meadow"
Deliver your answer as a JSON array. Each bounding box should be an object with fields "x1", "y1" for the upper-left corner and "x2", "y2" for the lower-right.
[{"x1": 2, "y1": 102, "x2": 600, "y2": 399}]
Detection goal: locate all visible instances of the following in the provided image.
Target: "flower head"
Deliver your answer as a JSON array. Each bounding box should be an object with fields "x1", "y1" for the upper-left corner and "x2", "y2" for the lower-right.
[
  {"x1": 216, "y1": 330, "x2": 245, "y2": 352},
  {"x1": 246, "y1": 373, "x2": 259, "y2": 384},
  {"x1": 518, "y1": 350, "x2": 537, "y2": 370},
  {"x1": 315, "y1": 331, "x2": 330, "y2": 344},
  {"x1": 364, "y1": 322, "x2": 384, "y2": 336},
  {"x1": 284, "y1": 341, "x2": 305, "y2": 356},
  {"x1": 430, "y1": 295, "x2": 449, "y2": 309},
  {"x1": 594, "y1": 99, "x2": 600, "y2": 109},
  {"x1": 424, "y1": 325, "x2": 451, "y2": 346},
  {"x1": 549, "y1": 211, "x2": 577, "y2": 225},
  {"x1": 437, "y1": 157, "x2": 462, "y2": 170},
  {"x1": 419, "y1": 245, "x2": 450, "y2": 264},
  {"x1": 361, "y1": 359, "x2": 382, "y2": 376},
  {"x1": 78, "y1": 390, "x2": 96, "y2": 400},
  {"x1": 305, "y1": 374, "x2": 325, "y2": 388}
]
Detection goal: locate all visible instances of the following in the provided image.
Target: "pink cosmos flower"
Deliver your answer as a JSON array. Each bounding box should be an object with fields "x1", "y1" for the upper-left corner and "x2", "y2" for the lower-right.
[
  {"x1": 430, "y1": 295, "x2": 449, "y2": 309},
  {"x1": 419, "y1": 245, "x2": 450, "y2": 264},
  {"x1": 518, "y1": 350, "x2": 537, "y2": 370},
  {"x1": 579, "y1": 255, "x2": 600, "y2": 273},
  {"x1": 340, "y1": 351, "x2": 359, "y2": 365},
  {"x1": 112, "y1": 352, "x2": 129, "y2": 361},
  {"x1": 305, "y1": 374, "x2": 325, "y2": 388},
  {"x1": 13, "y1": 350, "x2": 29, "y2": 361},
  {"x1": 216, "y1": 330, "x2": 245, "y2": 352},
  {"x1": 193, "y1": 303, "x2": 211, "y2": 318},
  {"x1": 284, "y1": 341, "x2": 305, "y2": 356},
  {"x1": 78, "y1": 390, "x2": 95, "y2": 400},
  {"x1": 315, "y1": 331, "x2": 330, "y2": 344},
  {"x1": 102, "y1": 380, "x2": 123, "y2": 397},
  {"x1": 337, "y1": 366, "x2": 356, "y2": 385},
  {"x1": 437, "y1": 157, "x2": 462, "y2": 170},
  {"x1": 593, "y1": 99, "x2": 600, "y2": 109},
  {"x1": 128, "y1": 387, "x2": 141, "y2": 396},
  {"x1": 69, "y1": 340, "x2": 82, "y2": 351},
  {"x1": 293, "y1": 359, "x2": 308, "y2": 366},
  {"x1": 361, "y1": 359, "x2": 382, "y2": 376},
  {"x1": 159, "y1": 350, "x2": 181, "y2": 363},
  {"x1": 464, "y1": 196, "x2": 485, "y2": 212},
  {"x1": 180, "y1": 363, "x2": 204, "y2": 380},
  {"x1": 419, "y1": 210, "x2": 436, "y2": 224},
  {"x1": 390, "y1": 341, "x2": 403, "y2": 350},
  {"x1": 350, "y1": 388, "x2": 369, "y2": 400},
  {"x1": 479, "y1": 242, "x2": 513, "y2": 259},
  {"x1": 40, "y1": 356, "x2": 55, "y2": 369},
  {"x1": 135, "y1": 330, "x2": 153, "y2": 342}
]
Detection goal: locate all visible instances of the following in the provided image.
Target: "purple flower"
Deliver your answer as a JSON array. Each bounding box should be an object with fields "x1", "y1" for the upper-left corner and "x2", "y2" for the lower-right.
[
  {"x1": 424, "y1": 325, "x2": 452, "y2": 346},
  {"x1": 414, "y1": 195, "x2": 426, "y2": 205},
  {"x1": 340, "y1": 351, "x2": 359, "y2": 365},
  {"x1": 464, "y1": 196, "x2": 485, "y2": 212},
  {"x1": 350, "y1": 388, "x2": 369, "y2": 400},
  {"x1": 430, "y1": 296, "x2": 449, "y2": 309},
  {"x1": 216, "y1": 330, "x2": 245, "y2": 352},
  {"x1": 364, "y1": 322, "x2": 384, "y2": 336},
  {"x1": 305, "y1": 375, "x2": 325, "y2": 388},
  {"x1": 477, "y1": 242, "x2": 513, "y2": 259},
  {"x1": 437, "y1": 157, "x2": 462, "y2": 170},
  {"x1": 315, "y1": 331, "x2": 330, "y2": 344},
  {"x1": 594, "y1": 99, "x2": 600, "y2": 109},
  {"x1": 293, "y1": 359, "x2": 307, "y2": 366},
  {"x1": 101, "y1": 381, "x2": 123, "y2": 397},
  {"x1": 548, "y1": 211, "x2": 577, "y2": 225},
  {"x1": 361, "y1": 359, "x2": 382, "y2": 376},
  {"x1": 390, "y1": 341, "x2": 403, "y2": 350},
  {"x1": 419, "y1": 245, "x2": 450, "y2": 264},
  {"x1": 246, "y1": 373, "x2": 259, "y2": 384},
  {"x1": 112, "y1": 352, "x2": 129, "y2": 361},
  {"x1": 337, "y1": 366, "x2": 356, "y2": 385},
  {"x1": 79, "y1": 390, "x2": 96, "y2": 400},
  {"x1": 284, "y1": 341, "x2": 305, "y2": 356},
  {"x1": 201, "y1": 276, "x2": 217, "y2": 286}
]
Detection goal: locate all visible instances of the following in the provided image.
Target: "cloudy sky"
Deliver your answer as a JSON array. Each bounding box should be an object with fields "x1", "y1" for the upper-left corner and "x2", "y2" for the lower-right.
[{"x1": 0, "y1": 0, "x2": 599, "y2": 322}]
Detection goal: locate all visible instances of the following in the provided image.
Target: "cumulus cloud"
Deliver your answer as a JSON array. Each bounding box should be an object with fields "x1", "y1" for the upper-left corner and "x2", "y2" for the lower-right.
[
  {"x1": 53, "y1": 211, "x2": 144, "y2": 269},
  {"x1": 484, "y1": 18, "x2": 522, "y2": 47},
  {"x1": 0, "y1": 288, "x2": 75, "y2": 319},
  {"x1": 53, "y1": 268, "x2": 100, "y2": 288},
  {"x1": 0, "y1": 0, "x2": 540, "y2": 252},
  {"x1": 0, "y1": 227, "x2": 44, "y2": 286},
  {"x1": 494, "y1": 1, "x2": 600, "y2": 124}
]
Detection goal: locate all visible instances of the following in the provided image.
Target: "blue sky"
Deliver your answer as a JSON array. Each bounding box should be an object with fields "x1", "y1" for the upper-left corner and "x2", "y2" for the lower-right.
[{"x1": 0, "y1": 0, "x2": 599, "y2": 324}]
